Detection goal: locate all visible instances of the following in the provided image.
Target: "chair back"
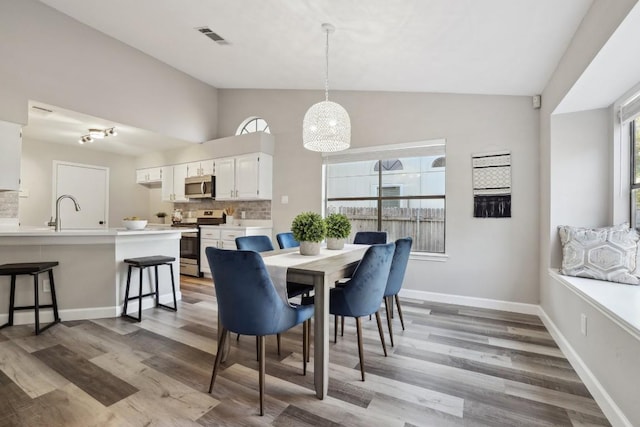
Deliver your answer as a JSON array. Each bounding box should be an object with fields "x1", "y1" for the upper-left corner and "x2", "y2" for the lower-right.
[
  {"x1": 235, "y1": 235, "x2": 274, "y2": 252},
  {"x1": 353, "y1": 231, "x2": 387, "y2": 244},
  {"x1": 276, "y1": 232, "x2": 299, "y2": 249},
  {"x1": 206, "y1": 247, "x2": 299, "y2": 336},
  {"x1": 331, "y1": 242, "x2": 395, "y2": 318},
  {"x1": 384, "y1": 237, "x2": 412, "y2": 297}
]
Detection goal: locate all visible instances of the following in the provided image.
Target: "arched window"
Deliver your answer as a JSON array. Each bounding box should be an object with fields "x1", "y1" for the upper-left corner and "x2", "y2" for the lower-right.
[
  {"x1": 374, "y1": 159, "x2": 403, "y2": 172},
  {"x1": 432, "y1": 156, "x2": 446, "y2": 168},
  {"x1": 236, "y1": 117, "x2": 270, "y2": 135}
]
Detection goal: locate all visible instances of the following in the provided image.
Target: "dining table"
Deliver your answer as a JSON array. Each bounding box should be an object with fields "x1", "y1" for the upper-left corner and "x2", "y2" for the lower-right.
[{"x1": 216, "y1": 244, "x2": 369, "y2": 399}]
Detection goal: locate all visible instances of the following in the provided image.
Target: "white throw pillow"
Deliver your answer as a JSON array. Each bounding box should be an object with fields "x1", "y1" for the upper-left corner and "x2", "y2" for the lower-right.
[{"x1": 558, "y1": 224, "x2": 640, "y2": 285}]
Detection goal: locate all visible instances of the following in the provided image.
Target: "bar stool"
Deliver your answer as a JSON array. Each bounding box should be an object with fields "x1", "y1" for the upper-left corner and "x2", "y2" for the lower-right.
[
  {"x1": 0, "y1": 262, "x2": 61, "y2": 335},
  {"x1": 122, "y1": 255, "x2": 177, "y2": 322}
]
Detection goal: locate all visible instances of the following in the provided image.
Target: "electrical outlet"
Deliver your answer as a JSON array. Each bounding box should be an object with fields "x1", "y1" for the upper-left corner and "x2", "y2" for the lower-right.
[
  {"x1": 580, "y1": 313, "x2": 587, "y2": 336},
  {"x1": 43, "y1": 279, "x2": 51, "y2": 293}
]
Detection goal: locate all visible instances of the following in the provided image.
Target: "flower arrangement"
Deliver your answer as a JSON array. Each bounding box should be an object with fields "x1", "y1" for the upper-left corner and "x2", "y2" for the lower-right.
[
  {"x1": 291, "y1": 212, "x2": 326, "y2": 243},
  {"x1": 224, "y1": 206, "x2": 235, "y2": 216},
  {"x1": 325, "y1": 213, "x2": 351, "y2": 239}
]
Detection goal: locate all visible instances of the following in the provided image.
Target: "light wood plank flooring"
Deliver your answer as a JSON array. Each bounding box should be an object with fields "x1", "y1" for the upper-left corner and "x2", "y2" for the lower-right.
[{"x1": 0, "y1": 276, "x2": 611, "y2": 426}]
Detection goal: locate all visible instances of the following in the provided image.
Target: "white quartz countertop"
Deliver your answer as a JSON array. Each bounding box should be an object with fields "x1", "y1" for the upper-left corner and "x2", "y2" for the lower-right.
[{"x1": 0, "y1": 226, "x2": 197, "y2": 237}]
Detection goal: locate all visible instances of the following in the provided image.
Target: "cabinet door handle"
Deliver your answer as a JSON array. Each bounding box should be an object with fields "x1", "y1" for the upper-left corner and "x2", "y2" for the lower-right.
[
  {"x1": 201, "y1": 181, "x2": 205, "y2": 194},
  {"x1": 230, "y1": 190, "x2": 233, "y2": 198},
  {"x1": 235, "y1": 189, "x2": 238, "y2": 197}
]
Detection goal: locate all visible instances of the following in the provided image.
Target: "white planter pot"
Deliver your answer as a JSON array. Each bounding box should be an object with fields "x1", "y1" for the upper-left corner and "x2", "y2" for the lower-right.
[
  {"x1": 326, "y1": 237, "x2": 345, "y2": 250},
  {"x1": 226, "y1": 216, "x2": 234, "y2": 225},
  {"x1": 299, "y1": 241, "x2": 321, "y2": 256}
]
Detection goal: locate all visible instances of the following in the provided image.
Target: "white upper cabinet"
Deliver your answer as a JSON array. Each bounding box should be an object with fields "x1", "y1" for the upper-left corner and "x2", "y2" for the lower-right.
[
  {"x1": 186, "y1": 159, "x2": 214, "y2": 178},
  {"x1": 161, "y1": 164, "x2": 189, "y2": 202},
  {"x1": 136, "y1": 167, "x2": 162, "y2": 185},
  {"x1": 0, "y1": 120, "x2": 22, "y2": 191},
  {"x1": 214, "y1": 153, "x2": 272, "y2": 201}
]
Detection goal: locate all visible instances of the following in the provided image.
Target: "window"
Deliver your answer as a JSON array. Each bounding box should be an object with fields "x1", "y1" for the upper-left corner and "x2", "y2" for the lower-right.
[
  {"x1": 324, "y1": 141, "x2": 445, "y2": 253},
  {"x1": 631, "y1": 118, "x2": 640, "y2": 228},
  {"x1": 236, "y1": 117, "x2": 270, "y2": 135}
]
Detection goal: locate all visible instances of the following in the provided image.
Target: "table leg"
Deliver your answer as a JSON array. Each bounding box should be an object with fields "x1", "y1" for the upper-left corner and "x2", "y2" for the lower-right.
[{"x1": 313, "y1": 274, "x2": 329, "y2": 399}]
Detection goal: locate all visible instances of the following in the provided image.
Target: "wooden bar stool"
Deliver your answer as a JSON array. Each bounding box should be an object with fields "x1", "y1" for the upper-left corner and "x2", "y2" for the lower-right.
[
  {"x1": 122, "y1": 255, "x2": 177, "y2": 322},
  {"x1": 0, "y1": 262, "x2": 61, "y2": 335}
]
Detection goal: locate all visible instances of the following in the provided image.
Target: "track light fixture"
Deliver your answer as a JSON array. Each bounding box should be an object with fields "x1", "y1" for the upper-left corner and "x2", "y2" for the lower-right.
[{"x1": 78, "y1": 127, "x2": 117, "y2": 144}]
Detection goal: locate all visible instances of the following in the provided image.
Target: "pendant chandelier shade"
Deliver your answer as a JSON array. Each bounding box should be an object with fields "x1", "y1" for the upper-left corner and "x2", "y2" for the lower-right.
[{"x1": 302, "y1": 23, "x2": 350, "y2": 153}]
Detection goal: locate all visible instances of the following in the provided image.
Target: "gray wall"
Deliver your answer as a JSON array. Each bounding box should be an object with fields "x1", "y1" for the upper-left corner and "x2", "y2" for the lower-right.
[
  {"x1": 218, "y1": 89, "x2": 541, "y2": 304},
  {"x1": 0, "y1": 0, "x2": 218, "y2": 142}
]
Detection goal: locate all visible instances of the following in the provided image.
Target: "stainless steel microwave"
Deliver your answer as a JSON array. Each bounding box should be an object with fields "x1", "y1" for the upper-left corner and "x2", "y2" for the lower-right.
[{"x1": 185, "y1": 175, "x2": 215, "y2": 199}]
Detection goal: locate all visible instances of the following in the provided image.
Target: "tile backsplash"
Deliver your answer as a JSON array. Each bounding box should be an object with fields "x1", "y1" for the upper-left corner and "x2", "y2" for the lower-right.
[
  {"x1": 174, "y1": 200, "x2": 271, "y2": 220},
  {"x1": 0, "y1": 191, "x2": 18, "y2": 219}
]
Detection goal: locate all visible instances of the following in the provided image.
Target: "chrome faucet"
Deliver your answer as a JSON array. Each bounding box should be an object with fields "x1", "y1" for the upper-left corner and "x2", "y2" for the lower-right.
[{"x1": 53, "y1": 194, "x2": 81, "y2": 231}]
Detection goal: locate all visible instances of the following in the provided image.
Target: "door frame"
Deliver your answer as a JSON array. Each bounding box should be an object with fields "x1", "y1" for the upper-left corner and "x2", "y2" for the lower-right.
[{"x1": 52, "y1": 160, "x2": 110, "y2": 228}]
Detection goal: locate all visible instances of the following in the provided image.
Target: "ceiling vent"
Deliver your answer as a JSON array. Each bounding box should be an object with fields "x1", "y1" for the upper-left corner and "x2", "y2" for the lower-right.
[
  {"x1": 31, "y1": 105, "x2": 53, "y2": 114},
  {"x1": 195, "y1": 27, "x2": 229, "y2": 45}
]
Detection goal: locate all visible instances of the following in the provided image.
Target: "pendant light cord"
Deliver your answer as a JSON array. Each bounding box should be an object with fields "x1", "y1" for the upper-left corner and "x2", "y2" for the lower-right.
[{"x1": 325, "y1": 27, "x2": 330, "y2": 102}]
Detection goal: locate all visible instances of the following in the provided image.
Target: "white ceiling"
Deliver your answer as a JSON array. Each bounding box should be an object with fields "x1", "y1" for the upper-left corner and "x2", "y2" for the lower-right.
[{"x1": 28, "y1": 0, "x2": 597, "y2": 155}]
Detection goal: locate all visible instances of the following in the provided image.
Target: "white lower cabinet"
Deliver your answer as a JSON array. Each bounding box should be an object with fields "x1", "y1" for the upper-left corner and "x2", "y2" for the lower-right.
[{"x1": 199, "y1": 226, "x2": 272, "y2": 274}]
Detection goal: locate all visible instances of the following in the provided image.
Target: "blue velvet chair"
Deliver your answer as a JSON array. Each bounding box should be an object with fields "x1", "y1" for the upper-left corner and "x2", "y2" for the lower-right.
[
  {"x1": 353, "y1": 231, "x2": 387, "y2": 244},
  {"x1": 276, "y1": 232, "x2": 299, "y2": 249},
  {"x1": 383, "y1": 237, "x2": 413, "y2": 347},
  {"x1": 276, "y1": 232, "x2": 313, "y2": 300},
  {"x1": 205, "y1": 247, "x2": 313, "y2": 416},
  {"x1": 235, "y1": 235, "x2": 274, "y2": 252},
  {"x1": 329, "y1": 242, "x2": 395, "y2": 381}
]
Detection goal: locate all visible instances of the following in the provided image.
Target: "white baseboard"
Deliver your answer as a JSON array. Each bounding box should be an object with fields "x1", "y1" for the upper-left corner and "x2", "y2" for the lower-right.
[
  {"x1": 399, "y1": 288, "x2": 539, "y2": 315},
  {"x1": 0, "y1": 291, "x2": 182, "y2": 325},
  {"x1": 538, "y1": 307, "x2": 632, "y2": 427}
]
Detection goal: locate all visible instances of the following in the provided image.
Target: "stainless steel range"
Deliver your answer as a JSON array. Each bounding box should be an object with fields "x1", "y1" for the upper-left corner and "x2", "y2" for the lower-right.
[{"x1": 172, "y1": 210, "x2": 224, "y2": 277}]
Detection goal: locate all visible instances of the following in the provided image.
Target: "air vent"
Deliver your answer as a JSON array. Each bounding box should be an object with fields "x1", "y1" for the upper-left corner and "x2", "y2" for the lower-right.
[{"x1": 195, "y1": 27, "x2": 229, "y2": 45}]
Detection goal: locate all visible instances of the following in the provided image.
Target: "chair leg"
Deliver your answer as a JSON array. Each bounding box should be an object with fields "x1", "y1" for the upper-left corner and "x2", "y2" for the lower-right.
[
  {"x1": 33, "y1": 273, "x2": 40, "y2": 335},
  {"x1": 355, "y1": 317, "x2": 365, "y2": 381},
  {"x1": 236, "y1": 333, "x2": 240, "y2": 341},
  {"x1": 209, "y1": 326, "x2": 228, "y2": 393},
  {"x1": 302, "y1": 320, "x2": 307, "y2": 376},
  {"x1": 306, "y1": 319, "x2": 311, "y2": 362},
  {"x1": 122, "y1": 266, "x2": 132, "y2": 316},
  {"x1": 375, "y1": 311, "x2": 388, "y2": 357},
  {"x1": 5, "y1": 275, "x2": 16, "y2": 327},
  {"x1": 256, "y1": 336, "x2": 259, "y2": 361},
  {"x1": 395, "y1": 295, "x2": 405, "y2": 330},
  {"x1": 384, "y1": 296, "x2": 394, "y2": 347},
  {"x1": 137, "y1": 267, "x2": 144, "y2": 322},
  {"x1": 277, "y1": 333, "x2": 281, "y2": 356},
  {"x1": 48, "y1": 269, "x2": 60, "y2": 323},
  {"x1": 154, "y1": 265, "x2": 160, "y2": 307},
  {"x1": 334, "y1": 315, "x2": 338, "y2": 343},
  {"x1": 258, "y1": 335, "x2": 265, "y2": 416},
  {"x1": 341, "y1": 316, "x2": 344, "y2": 336}
]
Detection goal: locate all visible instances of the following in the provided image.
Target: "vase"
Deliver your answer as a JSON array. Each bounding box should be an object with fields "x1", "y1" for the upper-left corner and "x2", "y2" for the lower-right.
[
  {"x1": 326, "y1": 237, "x2": 345, "y2": 250},
  {"x1": 299, "y1": 241, "x2": 321, "y2": 256},
  {"x1": 226, "y1": 215, "x2": 234, "y2": 225}
]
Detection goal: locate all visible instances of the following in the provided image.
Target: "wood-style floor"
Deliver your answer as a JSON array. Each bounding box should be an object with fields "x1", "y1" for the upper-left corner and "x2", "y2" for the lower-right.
[{"x1": 0, "y1": 275, "x2": 610, "y2": 426}]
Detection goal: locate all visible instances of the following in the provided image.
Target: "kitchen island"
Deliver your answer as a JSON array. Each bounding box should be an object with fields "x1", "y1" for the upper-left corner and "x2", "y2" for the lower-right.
[{"x1": 0, "y1": 227, "x2": 195, "y2": 325}]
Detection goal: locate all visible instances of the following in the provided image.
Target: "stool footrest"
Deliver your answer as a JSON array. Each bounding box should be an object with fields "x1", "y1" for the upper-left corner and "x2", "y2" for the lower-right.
[
  {"x1": 125, "y1": 291, "x2": 157, "y2": 301},
  {"x1": 10, "y1": 304, "x2": 55, "y2": 311}
]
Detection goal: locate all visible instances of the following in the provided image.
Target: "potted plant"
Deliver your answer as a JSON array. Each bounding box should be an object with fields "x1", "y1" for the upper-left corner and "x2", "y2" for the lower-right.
[
  {"x1": 325, "y1": 213, "x2": 351, "y2": 250},
  {"x1": 224, "y1": 206, "x2": 235, "y2": 225},
  {"x1": 291, "y1": 212, "x2": 326, "y2": 255},
  {"x1": 155, "y1": 212, "x2": 167, "y2": 224}
]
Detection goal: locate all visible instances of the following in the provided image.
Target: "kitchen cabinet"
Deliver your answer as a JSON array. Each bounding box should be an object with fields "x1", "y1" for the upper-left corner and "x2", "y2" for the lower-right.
[
  {"x1": 161, "y1": 164, "x2": 188, "y2": 202},
  {"x1": 135, "y1": 167, "x2": 162, "y2": 185},
  {"x1": 214, "y1": 153, "x2": 272, "y2": 201},
  {"x1": 199, "y1": 226, "x2": 272, "y2": 274},
  {"x1": 186, "y1": 160, "x2": 214, "y2": 178},
  {"x1": 0, "y1": 120, "x2": 22, "y2": 191}
]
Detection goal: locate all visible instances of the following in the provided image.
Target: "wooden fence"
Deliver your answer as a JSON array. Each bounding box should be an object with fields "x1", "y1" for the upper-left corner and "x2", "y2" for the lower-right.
[{"x1": 328, "y1": 207, "x2": 445, "y2": 253}]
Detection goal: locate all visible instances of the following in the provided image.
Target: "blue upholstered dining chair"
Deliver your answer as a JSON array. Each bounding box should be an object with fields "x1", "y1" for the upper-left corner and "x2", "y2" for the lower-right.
[
  {"x1": 235, "y1": 235, "x2": 274, "y2": 252},
  {"x1": 353, "y1": 231, "x2": 387, "y2": 244},
  {"x1": 276, "y1": 232, "x2": 299, "y2": 249},
  {"x1": 205, "y1": 247, "x2": 313, "y2": 416},
  {"x1": 383, "y1": 237, "x2": 413, "y2": 347},
  {"x1": 329, "y1": 242, "x2": 395, "y2": 381}
]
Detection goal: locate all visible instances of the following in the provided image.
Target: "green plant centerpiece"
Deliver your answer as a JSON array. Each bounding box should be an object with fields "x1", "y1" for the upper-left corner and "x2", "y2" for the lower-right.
[
  {"x1": 291, "y1": 211, "x2": 326, "y2": 255},
  {"x1": 324, "y1": 213, "x2": 351, "y2": 250},
  {"x1": 156, "y1": 211, "x2": 167, "y2": 224}
]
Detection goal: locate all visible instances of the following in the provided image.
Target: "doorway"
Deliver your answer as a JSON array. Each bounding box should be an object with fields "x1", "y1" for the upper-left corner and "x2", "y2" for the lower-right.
[{"x1": 53, "y1": 161, "x2": 109, "y2": 229}]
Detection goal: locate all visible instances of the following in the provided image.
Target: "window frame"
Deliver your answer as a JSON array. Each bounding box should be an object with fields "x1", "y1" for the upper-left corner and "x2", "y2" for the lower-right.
[{"x1": 630, "y1": 119, "x2": 640, "y2": 229}]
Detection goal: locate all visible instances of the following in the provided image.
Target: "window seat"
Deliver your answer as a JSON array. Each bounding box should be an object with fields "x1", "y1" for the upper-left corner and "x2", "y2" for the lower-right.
[{"x1": 550, "y1": 269, "x2": 640, "y2": 340}]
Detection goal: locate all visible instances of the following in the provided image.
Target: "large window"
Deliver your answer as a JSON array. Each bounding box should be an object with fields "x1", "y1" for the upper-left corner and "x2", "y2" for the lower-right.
[
  {"x1": 324, "y1": 142, "x2": 445, "y2": 253},
  {"x1": 236, "y1": 117, "x2": 270, "y2": 135},
  {"x1": 631, "y1": 117, "x2": 640, "y2": 228}
]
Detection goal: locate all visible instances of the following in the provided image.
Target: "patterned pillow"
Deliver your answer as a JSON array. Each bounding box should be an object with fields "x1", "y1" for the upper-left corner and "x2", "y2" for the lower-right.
[{"x1": 558, "y1": 224, "x2": 640, "y2": 285}]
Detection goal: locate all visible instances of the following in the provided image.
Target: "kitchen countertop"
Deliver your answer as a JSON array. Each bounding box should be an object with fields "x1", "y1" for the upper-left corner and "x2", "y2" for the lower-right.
[{"x1": 0, "y1": 226, "x2": 197, "y2": 237}]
